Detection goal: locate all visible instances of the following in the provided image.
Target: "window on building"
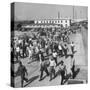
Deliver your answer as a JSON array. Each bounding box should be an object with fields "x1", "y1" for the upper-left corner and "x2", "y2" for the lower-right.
[
  {"x1": 52, "y1": 21, "x2": 54, "y2": 23},
  {"x1": 42, "y1": 21, "x2": 44, "y2": 23},
  {"x1": 50, "y1": 20, "x2": 52, "y2": 23},
  {"x1": 44, "y1": 20, "x2": 45, "y2": 23},
  {"x1": 65, "y1": 24, "x2": 67, "y2": 27},
  {"x1": 58, "y1": 20, "x2": 60, "y2": 23},
  {"x1": 48, "y1": 20, "x2": 50, "y2": 23},
  {"x1": 35, "y1": 21, "x2": 37, "y2": 24},
  {"x1": 61, "y1": 24, "x2": 63, "y2": 28},
  {"x1": 61, "y1": 20, "x2": 63, "y2": 23},
  {"x1": 43, "y1": 21, "x2": 45, "y2": 23},
  {"x1": 44, "y1": 20, "x2": 47, "y2": 23},
  {"x1": 37, "y1": 21, "x2": 38, "y2": 23},
  {"x1": 38, "y1": 21, "x2": 41, "y2": 23},
  {"x1": 55, "y1": 21, "x2": 57, "y2": 23},
  {"x1": 65, "y1": 20, "x2": 67, "y2": 23}
]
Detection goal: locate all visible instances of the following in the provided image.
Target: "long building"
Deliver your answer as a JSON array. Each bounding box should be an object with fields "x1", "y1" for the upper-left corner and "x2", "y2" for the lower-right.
[
  {"x1": 22, "y1": 18, "x2": 71, "y2": 29},
  {"x1": 22, "y1": 12, "x2": 71, "y2": 28},
  {"x1": 34, "y1": 18, "x2": 71, "y2": 28}
]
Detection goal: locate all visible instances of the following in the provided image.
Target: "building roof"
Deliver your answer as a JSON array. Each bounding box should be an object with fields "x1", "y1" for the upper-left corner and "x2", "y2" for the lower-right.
[{"x1": 34, "y1": 18, "x2": 71, "y2": 21}]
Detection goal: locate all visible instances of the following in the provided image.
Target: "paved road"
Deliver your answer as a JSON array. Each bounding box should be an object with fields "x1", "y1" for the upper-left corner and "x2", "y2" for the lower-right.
[{"x1": 14, "y1": 28, "x2": 88, "y2": 87}]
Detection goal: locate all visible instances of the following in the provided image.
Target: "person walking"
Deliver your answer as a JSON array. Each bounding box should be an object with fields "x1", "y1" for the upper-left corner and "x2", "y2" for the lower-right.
[
  {"x1": 59, "y1": 61, "x2": 66, "y2": 85},
  {"x1": 39, "y1": 51, "x2": 49, "y2": 81},
  {"x1": 15, "y1": 61, "x2": 28, "y2": 87},
  {"x1": 71, "y1": 54, "x2": 75, "y2": 79},
  {"x1": 70, "y1": 42, "x2": 75, "y2": 54},
  {"x1": 52, "y1": 50, "x2": 58, "y2": 66},
  {"x1": 63, "y1": 44, "x2": 68, "y2": 58},
  {"x1": 15, "y1": 45, "x2": 20, "y2": 61},
  {"x1": 58, "y1": 43, "x2": 62, "y2": 57},
  {"x1": 49, "y1": 56, "x2": 56, "y2": 81}
]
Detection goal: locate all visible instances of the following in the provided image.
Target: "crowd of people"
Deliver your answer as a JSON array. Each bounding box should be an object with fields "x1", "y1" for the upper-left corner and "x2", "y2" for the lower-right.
[{"x1": 11, "y1": 27, "x2": 76, "y2": 87}]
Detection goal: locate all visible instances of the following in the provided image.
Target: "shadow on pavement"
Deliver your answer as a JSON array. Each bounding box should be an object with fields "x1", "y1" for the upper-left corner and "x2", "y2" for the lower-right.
[
  {"x1": 39, "y1": 75, "x2": 47, "y2": 81},
  {"x1": 64, "y1": 68, "x2": 80, "y2": 84},
  {"x1": 28, "y1": 59, "x2": 38, "y2": 64},
  {"x1": 24, "y1": 75, "x2": 39, "y2": 87},
  {"x1": 54, "y1": 70, "x2": 61, "y2": 79},
  {"x1": 73, "y1": 68, "x2": 80, "y2": 79},
  {"x1": 57, "y1": 61, "x2": 62, "y2": 66},
  {"x1": 53, "y1": 65, "x2": 80, "y2": 84}
]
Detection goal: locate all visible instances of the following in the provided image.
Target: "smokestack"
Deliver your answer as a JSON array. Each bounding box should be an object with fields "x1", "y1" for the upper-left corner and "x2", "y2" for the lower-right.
[{"x1": 58, "y1": 12, "x2": 60, "y2": 19}]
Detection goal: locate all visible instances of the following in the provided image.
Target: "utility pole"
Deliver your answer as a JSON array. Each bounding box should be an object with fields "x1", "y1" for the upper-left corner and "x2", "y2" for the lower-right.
[
  {"x1": 73, "y1": 5, "x2": 74, "y2": 20},
  {"x1": 80, "y1": 10, "x2": 82, "y2": 19}
]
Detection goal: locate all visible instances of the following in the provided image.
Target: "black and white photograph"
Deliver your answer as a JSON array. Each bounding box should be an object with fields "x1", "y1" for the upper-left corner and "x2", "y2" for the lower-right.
[{"x1": 11, "y1": 2, "x2": 88, "y2": 88}]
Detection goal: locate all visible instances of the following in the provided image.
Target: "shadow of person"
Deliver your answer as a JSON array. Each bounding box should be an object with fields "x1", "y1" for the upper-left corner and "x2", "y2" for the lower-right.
[
  {"x1": 24, "y1": 75, "x2": 39, "y2": 87},
  {"x1": 65, "y1": 51, "x2": 77, "y2": 59},
  {"x1": 53, "y1": 69, "x2": 61, "y2": 79},
  {"x1": 73, "y1": 50, "x2": 77, "y2": 54},
  {"x1": 63, "y1": 73, "x2": 72, "y2": 84},
  {"x1": 57, "y1": 61, "x2": 62, "y2": 66},
  {"x1": 39, "y1": 75, "x2": 47, "y2": 81},
  {"x1": 28, "y1": 59, "x2": 38, "y2": 64},
  {"x1": 73, "y1": 68, "x2": 80, "y2": 79},
  {"x1": 63, "y1": 68, "x2": 80, "y2": 84}
]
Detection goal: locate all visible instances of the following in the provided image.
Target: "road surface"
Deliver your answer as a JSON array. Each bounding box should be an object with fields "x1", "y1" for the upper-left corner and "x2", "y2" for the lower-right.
[{"x1": 14, "y1": 27, "x2": 88, "y2": 87}]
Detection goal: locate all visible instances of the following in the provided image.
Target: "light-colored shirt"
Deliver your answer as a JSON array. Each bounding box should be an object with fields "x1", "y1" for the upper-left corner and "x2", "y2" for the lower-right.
[
  {"x1": 58, "y1": 45, "x2": 62, "y2": 50},
  {"x1": 66, "y1": 65, "x2": 72, "y2": 74},
  {"x1": 49, "y1": 59, "x2": 56, "y2": 67},
  {"x1": 39, "y1": 54, "x2": 42, "y2": 64},
  {"x1": 35, "y1": 46, "x2": 39, "y2": 53},
  {"x1": 71, "y1": 43, "x2": 74, "y2": 47},
  {"x1": 16, "y1": 47, "x2": 20, "y2": 52},
  {"x1": 53, "y1": 52, "x2": 57, "y2": 57}
]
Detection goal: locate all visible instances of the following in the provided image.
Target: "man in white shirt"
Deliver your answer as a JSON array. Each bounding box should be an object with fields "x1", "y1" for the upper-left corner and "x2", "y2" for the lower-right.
[
  {"x1": 58, "y1": 44, "x2": 62, "y2": 56},
  {"x1": 52, "y1": 51, "x2": 58, "y2": 66},
  {"x1": 70, "y1": 42, "x2": 75, "y2": 54},
  {"x1": 27, "y1": 47, "x2": 32, "y2": 59},
  {"x1": 16, "y1": 46, "x2": 20, "y2": 61}
]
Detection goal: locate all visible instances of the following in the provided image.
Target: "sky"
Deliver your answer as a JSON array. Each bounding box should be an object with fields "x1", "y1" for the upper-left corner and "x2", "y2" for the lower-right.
[{"x1": 13, "y1": 2, "x2": 88, "y2": 21}]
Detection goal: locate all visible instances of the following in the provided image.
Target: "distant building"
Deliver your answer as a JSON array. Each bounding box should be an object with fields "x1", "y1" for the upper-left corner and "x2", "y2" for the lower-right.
[
  {"x1": 22, "y1": 12, "x2": 71, "y2": 28},
  {"x1": 34, "y1": 18, "x2": 71, "y2": 28},
  {"x1": 22, "y1": 18, "x2": 71, "y2": 29}
]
